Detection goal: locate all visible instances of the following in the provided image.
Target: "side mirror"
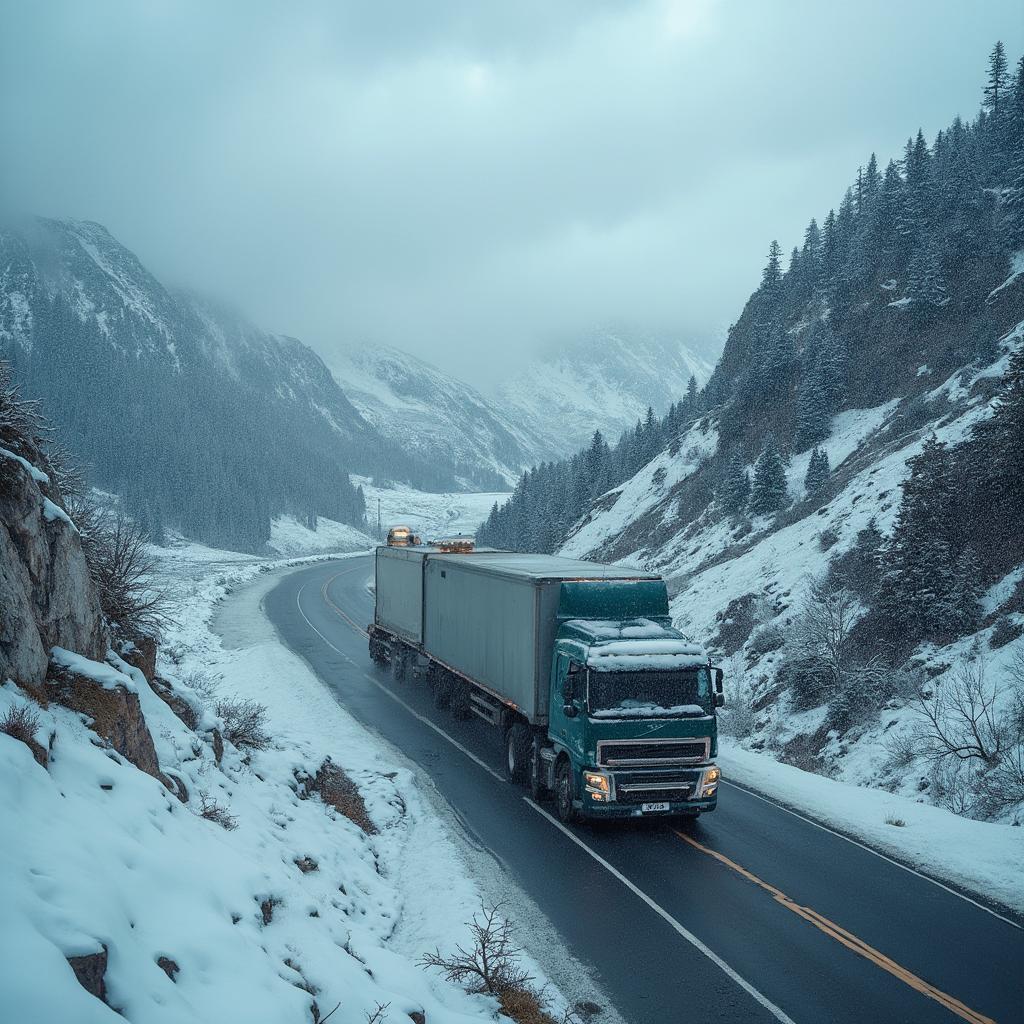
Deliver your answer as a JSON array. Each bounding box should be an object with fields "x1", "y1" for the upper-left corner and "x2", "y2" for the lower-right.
[
  {"x1": 563, "y1": 704, "x2": 579, "y2": 719},
  {"x1": 713, "y1": 667, "x2": 724, "y2": 694},
  {"x1": 714, "y1": 692, "x2": 726, "y2": 708}
]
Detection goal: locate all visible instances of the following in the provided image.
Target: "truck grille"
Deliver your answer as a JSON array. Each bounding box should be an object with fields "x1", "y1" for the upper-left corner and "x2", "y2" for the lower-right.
[
  {"x1": 615, "y1": 770, "x2": 702, "y2": 804},
  {"x1": 597, "y1": 738, "x2": 710, "y2": 766}
]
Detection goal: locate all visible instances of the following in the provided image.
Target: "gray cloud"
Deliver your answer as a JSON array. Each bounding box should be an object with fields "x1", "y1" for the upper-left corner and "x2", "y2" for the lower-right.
[{"x1": 2, "y1": 0, "x2": 1020, "y2": 387}]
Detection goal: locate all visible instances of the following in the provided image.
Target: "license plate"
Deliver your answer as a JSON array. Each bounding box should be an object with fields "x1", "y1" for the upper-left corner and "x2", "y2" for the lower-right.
[{"x1": 641, "y1": 801, "x2": 670, "y2": 813}]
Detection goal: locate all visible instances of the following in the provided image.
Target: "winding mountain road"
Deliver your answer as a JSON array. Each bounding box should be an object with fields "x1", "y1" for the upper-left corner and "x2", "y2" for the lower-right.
[{"x1": 264, "y1": 556, "x2": 1023, "y2": 1024}]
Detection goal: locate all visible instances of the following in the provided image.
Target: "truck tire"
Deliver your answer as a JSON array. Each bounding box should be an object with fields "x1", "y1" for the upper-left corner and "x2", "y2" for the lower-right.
[
  {"x1": 529, "y1": 736, "x2": 547, "y2": 801},
  {"x1": 368, "y1": 634, "x2": 388, "y2": 666},
  {"x1": 555, "y1": 759, "x2": 579, "y2": 824},
  {"x1": 504, "y1": 723, "x2": 531, "y2": 784}
]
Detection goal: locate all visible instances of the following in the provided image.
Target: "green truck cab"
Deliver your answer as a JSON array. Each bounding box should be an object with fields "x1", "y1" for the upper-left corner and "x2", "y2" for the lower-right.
[
  {"x1": 545, "y1": 613, "x2": 723, "y2": 822},
  {"x1": 368, "y1": 545, "x2": 724, "y2": 824}
]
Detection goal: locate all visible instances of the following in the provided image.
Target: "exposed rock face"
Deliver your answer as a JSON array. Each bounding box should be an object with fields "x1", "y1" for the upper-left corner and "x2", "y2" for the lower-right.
[
  {"x1": 114, "y1": 631, "x2": 157, "y2": 682},
  {"x1": 67, "y1": 946, "x2": 108, "y2": 1004},
  {"x1": 0, "y1": 452, "x2": 106, "y2": 687},
  {"x1": 311, "y1": 759, "x2": 377, "y2": 835},
  {"x1": 151, "y1": 676, "x2": 199, "y2": 730},
  {"x1": 46, "y1": 665, "x2": 165, "y2": 785}
]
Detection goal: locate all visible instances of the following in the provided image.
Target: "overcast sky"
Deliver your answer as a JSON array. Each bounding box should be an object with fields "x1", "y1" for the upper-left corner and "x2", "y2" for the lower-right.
[{"x1": 2, "y1": 1, "x2": 1021, "y2": 388}]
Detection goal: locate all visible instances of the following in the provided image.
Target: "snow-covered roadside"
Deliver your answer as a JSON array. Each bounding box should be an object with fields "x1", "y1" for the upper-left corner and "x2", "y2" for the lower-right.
[
  {"x1": 154, "y1": 543, "x2": 606, "y2": 1022},
  {"x1": 0, "y1": 536, "x2": 592, "y2": 1022},
  {"x1": 719, "y1": 743, "x2": 1024, "y2": 917}
]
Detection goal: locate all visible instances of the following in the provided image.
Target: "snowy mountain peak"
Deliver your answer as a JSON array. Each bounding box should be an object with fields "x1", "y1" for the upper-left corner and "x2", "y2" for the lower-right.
[
  {"x1": 498, "y1": 330, "x2": 714, "y2": 454},
  {"x1": 327, "y1": 343, "x2": 557, "y2": 489}
]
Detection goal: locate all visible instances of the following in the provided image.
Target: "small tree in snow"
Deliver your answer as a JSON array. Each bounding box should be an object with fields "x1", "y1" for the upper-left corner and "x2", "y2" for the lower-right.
[
  {"x1": 804, "y1": 448, "x2": 830, "y2": 495},
  {"x1": 750, "y1": 440, "x2": 788, "y2": 516},
  {"x1": 721, "y1": 451, "x2": 750, "y2": 517}
]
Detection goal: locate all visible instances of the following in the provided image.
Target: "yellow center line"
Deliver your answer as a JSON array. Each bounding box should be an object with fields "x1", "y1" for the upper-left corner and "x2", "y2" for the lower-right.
[{"x1": 673, "y1": 829, "x2": 997, "y2": 1024}]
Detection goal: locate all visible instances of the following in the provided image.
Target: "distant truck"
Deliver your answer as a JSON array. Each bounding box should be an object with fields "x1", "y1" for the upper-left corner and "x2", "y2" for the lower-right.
[{"x1": 368, "y1": 542, "x2": 724, "y2": 823}]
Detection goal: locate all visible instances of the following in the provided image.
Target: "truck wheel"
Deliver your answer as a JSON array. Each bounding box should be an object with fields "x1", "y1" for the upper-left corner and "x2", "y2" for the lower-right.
[
  {"x1": 504, "y1": 723, "x2": 530, "y2": 784},
  {"x1": 529, "y1": 737, "x2": 547, "y2": 801},
  {"x1": 555, "y1": 759, "x2": 579, "y2": 824}
]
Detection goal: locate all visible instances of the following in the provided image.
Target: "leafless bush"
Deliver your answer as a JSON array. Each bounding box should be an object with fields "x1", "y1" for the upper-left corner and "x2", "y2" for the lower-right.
[
  {"x1": 901, "y1": 656, "x2": 1024, "y2": 819},
  {"x1": 912, "y1": 659, "x2": 1007, "y2": 765},
  {"x1": 420, "y1": 902, "x2": 533, "y2": 995},
  {"x1": 181, "y1": 668, "x2": 222, "y2": 703},
  {"x1": 420, "y1": 903, "x2": 574, "y2": 1024},
  {"x1": 1, "y1": 703, "x2": 41, "y2": 744},
  {"x1": 718, "y1": 663, "x2": 757, "y2": 739},
  {"x1": 198, "y1": 791, "x2": 238, "y2": 830},
  {"x1": 85, "y1": 510, "x2": 168, "y2": 635},
  {"x1": 216, "y1": 697, "x2": 271, "y2": 750},
  {"x1": 364, "y1": 1003, "x2": 389, "y2": 1024},
  {"x1": 0, "y1": 362, "x2": 46, "y2": 453},
  {"x1": 785, "y1": 576, "x2": 887, "y2": 724}
]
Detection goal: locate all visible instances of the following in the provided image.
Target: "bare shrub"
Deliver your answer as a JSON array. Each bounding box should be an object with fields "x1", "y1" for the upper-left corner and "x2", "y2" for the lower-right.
[
  {"x1": 1, "y1": 703, "x2": 41, "y2": 745},
  {"x1": 912, "y1": 659, "x2": 1007, "y2": 766},
  {"x1": 785, "y1": 576, "x2": 887, "y2": 724},
  {"x1": 884, "y1": 815, "x2": 906, "y2": 827},
  {"x1": 181, "y1": 668, "x2": 222, "y2": 703},
  {"x1": 365, "y1": 1003, "x2": 389, "y2": 1024},
  {"x1": 718, "y1": 663, "x2": 757, "y2": 739},
  {"x1": 419, "y1": 903, "x2": 584, "y2": 1024},
  {"x1": 0, "y1": 362, "x2": 46, "y2": 453},
  {"x1": 421, "y1": 902, "x2": 534, "y2": 995},
  {"x1": 215, "y1": 697, "x2": 271, "y2": 750},
  {"x1": 198, "y1": 791, "x2": 238, "y2": 830},
  {"x1": 902, "y1": 656, "x2": 1024, "y2": 819},
  {"x1": 86, "y1": 510, "x2": 169, "y2": 635}
]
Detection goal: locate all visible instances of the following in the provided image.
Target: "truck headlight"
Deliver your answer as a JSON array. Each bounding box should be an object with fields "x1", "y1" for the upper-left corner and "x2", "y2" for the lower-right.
[
  {"x1": 700, "y1": 766, "x2": 721, "y2": 797},
  {"x1": 584, "y1": 771, "x2": 610, "y2": 794}
]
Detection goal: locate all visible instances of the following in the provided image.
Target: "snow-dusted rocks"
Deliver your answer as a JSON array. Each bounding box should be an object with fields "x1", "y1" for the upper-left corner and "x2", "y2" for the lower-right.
[
  {"x1": 46, "y1": 653, "x2": 167, "y2": 787},
  {"x1": 0, "y1": 445, "x2": 106, "y2": 688}
]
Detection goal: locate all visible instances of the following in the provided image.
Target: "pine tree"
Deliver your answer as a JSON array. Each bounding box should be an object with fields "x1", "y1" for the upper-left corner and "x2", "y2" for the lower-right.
[
  {"x1": 876, "y1": 436, "x2": 966, "y2": 642},
  {"x1": 721, "y1": 451, "x2": 751, "y2": 517},
  {"x1": 984, "y1": 40, "x2": 1009, "y2": 115},
  {"x1": 761, "y1": 240, "x2": 783, "y2": 291},
  {"x1": 750, "y1": 439, "x2": 788, "y2": 516},
  {"x1": 794, "y1": 370, "x2": 828, "y2": 452},
  {"x1": 906, "y1": 239, "x2": 950, "y2": 316},
  {"x1": 686, "y1": 374, "x2": 699, "y2": 410},
  {"x1": 804, "y1": 448, "x2": 830, "y2": 494}
]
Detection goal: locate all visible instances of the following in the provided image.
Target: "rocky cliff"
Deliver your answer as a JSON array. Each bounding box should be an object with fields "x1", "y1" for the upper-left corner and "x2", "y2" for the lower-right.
[{"x1": 0, "y1": 441, "x2": 106, "y2": 688}]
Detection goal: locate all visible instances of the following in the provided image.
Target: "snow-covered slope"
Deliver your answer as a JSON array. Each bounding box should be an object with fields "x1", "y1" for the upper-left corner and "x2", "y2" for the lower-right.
[
  {"x1": 0, "y1": 216, "x2": 463, "y2": 548},
  {"x1": 560, "y1": 327, "x2": 1024, "y2": 823},
  {"x1": 328, "y1": 344, "x2": 557, "y2": 487},
  {"x1": 499, "y1": 331, "x2": 713, "y2": 455}
]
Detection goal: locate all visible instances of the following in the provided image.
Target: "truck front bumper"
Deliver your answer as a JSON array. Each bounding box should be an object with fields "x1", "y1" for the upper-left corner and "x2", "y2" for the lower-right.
[
  {"x1": 576, "y1": 765, "x2": 719, "y2": 819},
  {"x1": 578, "y1": 794, "x2": 718, "y2": 819}
]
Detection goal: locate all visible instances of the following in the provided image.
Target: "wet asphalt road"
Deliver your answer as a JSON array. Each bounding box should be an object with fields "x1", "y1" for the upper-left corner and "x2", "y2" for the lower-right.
[{"x1": 264, "y1": 556, "x2": 1024, "y2": 1024}]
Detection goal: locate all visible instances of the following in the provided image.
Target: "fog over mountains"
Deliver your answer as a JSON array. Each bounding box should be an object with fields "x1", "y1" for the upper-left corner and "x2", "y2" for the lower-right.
[{"x1": 0, "y1": 215, "x2": 713, "y2": 546}]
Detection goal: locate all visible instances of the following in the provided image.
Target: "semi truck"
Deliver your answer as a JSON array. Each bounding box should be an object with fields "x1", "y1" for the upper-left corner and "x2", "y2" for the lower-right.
[{"x1": 367, "y1": 543, "x2": 724, "y2": 823}]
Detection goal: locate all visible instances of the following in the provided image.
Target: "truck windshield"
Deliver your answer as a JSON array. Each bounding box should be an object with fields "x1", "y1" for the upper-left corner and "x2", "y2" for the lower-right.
[{"x1": 587, "y1": 668, "x2": 712, "y2": 718}]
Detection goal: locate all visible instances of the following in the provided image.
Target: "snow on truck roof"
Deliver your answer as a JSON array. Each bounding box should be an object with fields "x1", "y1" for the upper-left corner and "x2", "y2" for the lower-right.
[
  {"x1": 562, "y1": 617, "x2": 709, "y2": 670},
  {"x1": 429, "y1": 551, "x2": 661, "y2": 582}
]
